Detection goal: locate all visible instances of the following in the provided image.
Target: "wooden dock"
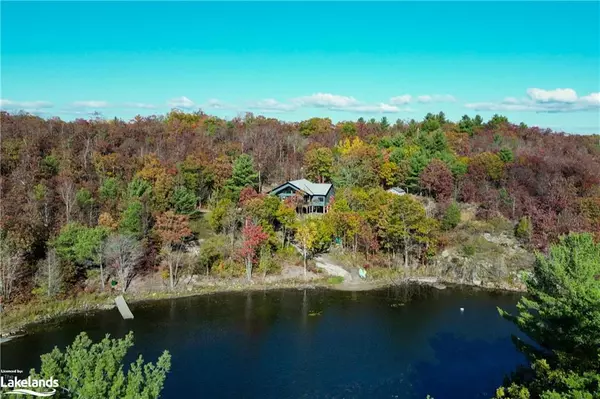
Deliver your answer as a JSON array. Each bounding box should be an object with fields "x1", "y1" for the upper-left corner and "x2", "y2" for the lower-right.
[{"x1": 114, "y1": 295, "x2": 134, "y2": 319}]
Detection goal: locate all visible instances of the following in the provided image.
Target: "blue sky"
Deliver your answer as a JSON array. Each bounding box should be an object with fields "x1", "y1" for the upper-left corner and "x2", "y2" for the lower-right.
[{"x1": 1, "y1": 1, "x2": 599, "y2": 133}]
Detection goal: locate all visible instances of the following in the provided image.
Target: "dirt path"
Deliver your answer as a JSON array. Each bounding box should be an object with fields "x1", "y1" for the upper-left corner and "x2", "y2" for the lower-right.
[{"x1": 314, "y1": 254, "x2": 387, "y2": 291}]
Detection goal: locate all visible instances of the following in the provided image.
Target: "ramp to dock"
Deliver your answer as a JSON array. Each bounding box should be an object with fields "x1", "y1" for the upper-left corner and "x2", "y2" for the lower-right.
[{"x1": 115, "y1": 295, "x2": 134, "y2": 319}]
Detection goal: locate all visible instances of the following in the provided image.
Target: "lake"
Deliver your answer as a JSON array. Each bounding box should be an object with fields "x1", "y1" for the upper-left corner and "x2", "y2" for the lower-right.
[{"x1": 1, "y1": 285, "x2": 525, "y2": 399}]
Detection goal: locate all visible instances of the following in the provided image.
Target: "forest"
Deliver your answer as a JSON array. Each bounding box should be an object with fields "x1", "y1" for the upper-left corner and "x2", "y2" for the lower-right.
[{"x1": 1, "y1": 109, "x2": 599, "y2": 304}]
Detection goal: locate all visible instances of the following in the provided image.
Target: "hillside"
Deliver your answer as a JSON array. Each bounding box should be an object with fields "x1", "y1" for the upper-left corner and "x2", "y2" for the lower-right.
[{"x1": 1, "y1": 110, "x2": 599, "y2": 305}]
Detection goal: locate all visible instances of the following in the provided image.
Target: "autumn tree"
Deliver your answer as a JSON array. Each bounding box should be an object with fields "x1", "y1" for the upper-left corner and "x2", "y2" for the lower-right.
[
  {"x1": 239, "y1": 219, "x2": 269, "y2": 281},
  {"x1": 304, "y1": 147, "x2": 334, "y2": 183},
  {"x1": 379, "y1": 161, "x2": 400, "y2": 188},
  {"x1": 378, "y1": 195, "x2": 438, "y2": 268},
  {"x1": 275, "y1": 201, "x2": 296, "y2": 246},
  {"x1": 419, "y1": 159, "x2": 454, "y2": 200},
  {"x1": 295, "y1": 217, "x2": 333, "y2": 277},
  {"x1": 154, "y1": 211, "x2": 192, "y2": 290}
]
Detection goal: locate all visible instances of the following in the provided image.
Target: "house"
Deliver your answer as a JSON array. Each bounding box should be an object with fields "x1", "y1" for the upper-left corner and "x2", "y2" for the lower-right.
[
  {"x1": 269, "y1": 179, "x2": 334, "y2": 213},
  {"x1": 387, "y1": 187, "x2": 406, "y2": 196}
]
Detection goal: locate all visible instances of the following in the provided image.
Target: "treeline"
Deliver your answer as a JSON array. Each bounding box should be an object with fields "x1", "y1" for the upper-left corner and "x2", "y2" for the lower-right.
[{"x1": 1, "y1": 110, "x2": 599, "y2": 303}]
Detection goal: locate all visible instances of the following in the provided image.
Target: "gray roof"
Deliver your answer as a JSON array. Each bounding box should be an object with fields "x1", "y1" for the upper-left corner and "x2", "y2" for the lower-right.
[
  {"x1": 387, "y1": 187, "x2": 406, "y2": 195},
  {"x1": 288, "y1": 179, "x2": 332, "y2": 196}
]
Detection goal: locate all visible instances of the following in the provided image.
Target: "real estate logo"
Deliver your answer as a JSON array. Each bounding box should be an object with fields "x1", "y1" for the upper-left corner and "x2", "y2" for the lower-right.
[{"x1": 0, "y1": 371, "x2": 58, "y2": 397}]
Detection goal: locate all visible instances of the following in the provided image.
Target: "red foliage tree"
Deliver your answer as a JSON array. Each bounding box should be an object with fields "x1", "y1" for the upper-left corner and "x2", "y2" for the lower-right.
[
  {"x1": 238, "y1": 186, "x2": 260, "y2": 206},
  {"x1": 419, "y1": 159, "x2": 454, "y2": 201},
  {"x1": 239, "y1": 218, "x2": 269, "y2": 281}
]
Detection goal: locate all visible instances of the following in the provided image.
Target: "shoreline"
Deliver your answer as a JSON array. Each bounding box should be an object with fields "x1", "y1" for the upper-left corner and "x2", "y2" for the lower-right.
[{"x1": 0, "y1": 275, "x2": 525, "y2": 340}]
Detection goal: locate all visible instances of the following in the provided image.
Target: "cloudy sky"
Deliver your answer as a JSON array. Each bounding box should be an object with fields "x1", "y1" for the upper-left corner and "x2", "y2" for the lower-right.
[{"x1": 1, "y1": 1, "x2": 599, "y2": 133}]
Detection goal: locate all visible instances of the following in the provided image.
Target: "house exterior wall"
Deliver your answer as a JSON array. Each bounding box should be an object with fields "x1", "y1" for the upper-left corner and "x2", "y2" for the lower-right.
[{"x1": 325, "y1": 186, "x2": 335, "y2": 207}]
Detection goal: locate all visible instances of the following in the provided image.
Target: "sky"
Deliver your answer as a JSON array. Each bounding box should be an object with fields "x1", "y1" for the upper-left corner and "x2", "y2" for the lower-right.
[{"x1": 1, "y1": 1, "x2": 599, "y2": 133}]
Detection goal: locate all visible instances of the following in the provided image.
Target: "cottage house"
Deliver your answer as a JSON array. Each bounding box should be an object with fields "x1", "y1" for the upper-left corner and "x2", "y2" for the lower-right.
[{"x1": 269, "y1": 179, "x2": 334, "y2": 213}]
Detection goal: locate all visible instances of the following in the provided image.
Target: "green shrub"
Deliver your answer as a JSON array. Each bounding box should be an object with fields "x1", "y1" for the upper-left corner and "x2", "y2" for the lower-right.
[
  {"x1": 515, "y1": 216, "x2": 532, "y2": 242},
  {"x1": 198, "y1": 235, "x2": 228, "y2": 275},
  {"x1": 462, "y1": 244, "x2": 476, "y2": 256},
  {"x1": 211, "y1": 258, "x2": 244, "y2": 278},
  {"x1": 441, "y1": 202, "x2": 461, "y2": 231},
  {"x1": 327, "y1": 276, "x2": 344, "y2": 284}
]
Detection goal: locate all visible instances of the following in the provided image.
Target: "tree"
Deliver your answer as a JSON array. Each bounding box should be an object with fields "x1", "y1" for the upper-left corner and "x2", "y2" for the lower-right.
[
  {"x1": 419, "y1": 159, "x2": 454, "y2": 200},
  {"x1": 14, "y1": 331, "x2": 171, "y2": 399},
  {"x1": 198, "y1": 235, "x2": 229, "y2": 276},
  {"x1": 378, "y1": 195, "x2": 438, "y2": 268},
  {"x1": 170, "y1": 186, "x2": 197, "y2": 214},
  {"x1": 57, "y1": 174, "x2": 77, "y2": 224},
  {"x1": 304, "y1": 147, "x2": 334, "y2": 183},
  {"x1": 496, "y1": 233, "x2": 600, "y2": 398},
  {"x1": 103, "y1": 235, "x2": 143, "y2": 293},
  {"x1": 499, "y1": 148, "x2": 514, "y2": 163},
  {"x1": 295, "y1": 217, "x2": 332, "y2": 277},
  {"x1": 379, "y1": 161, "x2": 400, "y2": 188},
  {"x1": 35, "y1": 248, "x2": 62, "y2": 298},
  {"x1": 0, "y1": 234, "x2": 23, "y2": 302},
  {"x1": 208, "y1": 198, "x2": 240, "y2": 249},
  {"x1": 380, "y1": 116, "x2": 390, "y2": 131},
  {"x1": 239, "y1": 219, "x2": 269, "y2": 281},
  {"x1": 441, "y1": 202, "x2": 461, "y2": 231},
  {"x1": 276, "y1": 201, "x2": 296, "y2": 246},
  {"x1": 469, "y1": 152, "x2": 505, "y2": 182},
  {"x1": 154, "y1": 211, "x2": 192, "y2": 290},
  {"x1": 335, "y1": 137, "x2": 379, "y2": 188},
  {"x1": 295, "y1": 221, "x2": 315, "y2": 278},
  {"x1": 225, "y1": 154, "x2": 259, "y2": 198},
  {"x1": 119, "y1": 200, "x2": 144, "y2": 237},
  {"x1": 299, "y1": 117, "x2": 332, "y2": 136},
  {"x1": 76, "y1": 187, "x2": 95, "y2": 225},
  {"x1": 53, "y1": 223, "x2": 109, "y2": 287}
]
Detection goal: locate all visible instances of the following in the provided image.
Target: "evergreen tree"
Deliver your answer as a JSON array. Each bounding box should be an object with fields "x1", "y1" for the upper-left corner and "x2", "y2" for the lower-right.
[
  {"x1": 496, "y1": 233, "x2": 600, "y2": 398},
  {"x1": 5, "y1": 332, "x2": 171, "y2": 398},
  {"x1": 225, "y1": 154, "x2": 259, "y2": 198},
  {"x1": 441, "y1": 202, "x2": 461, "y2": 230},
  {"x1": 171, "y1": 186, "x2": 197, "y2": 214}
]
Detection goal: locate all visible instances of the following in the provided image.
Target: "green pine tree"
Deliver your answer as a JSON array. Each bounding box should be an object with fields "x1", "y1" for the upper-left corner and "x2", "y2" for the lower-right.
[
  {"x1": 225, "y1": 154, "x2": 259, "y2": 199},
  {"x1": 3, "y1": 332, "x2": 171, "y2": 398}
]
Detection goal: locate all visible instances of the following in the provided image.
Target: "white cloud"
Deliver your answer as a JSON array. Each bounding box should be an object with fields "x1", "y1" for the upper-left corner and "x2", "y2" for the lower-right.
[
  {"x1": 248, "y1": 98, "x2": 297, "y2": 112},
  {"x1": 389, "y1": 95, "x2": 412, "y2": 105},
  {"x1": 72, "y1": 100, "x2": 109, "y2": 108},
  {"x1": 205, "y1": 98, "x2": 238, "y2": 110},
  {"x1": 167, "y1": 96, "x2": 196, "y2": 109},
  {"x1": 0, "y1": 99, "x2": 54, "y2": 109},
  {"x1": 292, "y1": 93, "x2": 360, "y2": 108},
  {"x1": 526, "y1": 88, "x2": 577, "y2": 103},
  {"x1": 580, "y1": 92, "x2": 600, "y2": 105},
  {"x1": 465, "y1": 88, "x2": 600, "y2": 113},
  {"x1": 342, "y1": 103, "x2": 402, "y2": 114},
  {"x1": 289, "y1": 93, "x2": 405, "y2": 114},
  {"x1": 417, "y1": 94, "x2": 456, "y2": 103},
  {"x1": 123, "y1": 102, "x2": 156, "y2": 109}
]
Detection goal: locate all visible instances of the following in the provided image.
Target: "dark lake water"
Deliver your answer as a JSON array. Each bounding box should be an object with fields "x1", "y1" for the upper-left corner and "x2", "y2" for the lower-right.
[{"x1": 1, "y1": 285, "x2": 526, "y2": 399}]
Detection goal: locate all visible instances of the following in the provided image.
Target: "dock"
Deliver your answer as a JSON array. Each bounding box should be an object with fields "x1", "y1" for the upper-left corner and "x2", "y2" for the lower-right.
[{"x1": 114, "y1": 295, "x2": 134, "y2": 319}]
